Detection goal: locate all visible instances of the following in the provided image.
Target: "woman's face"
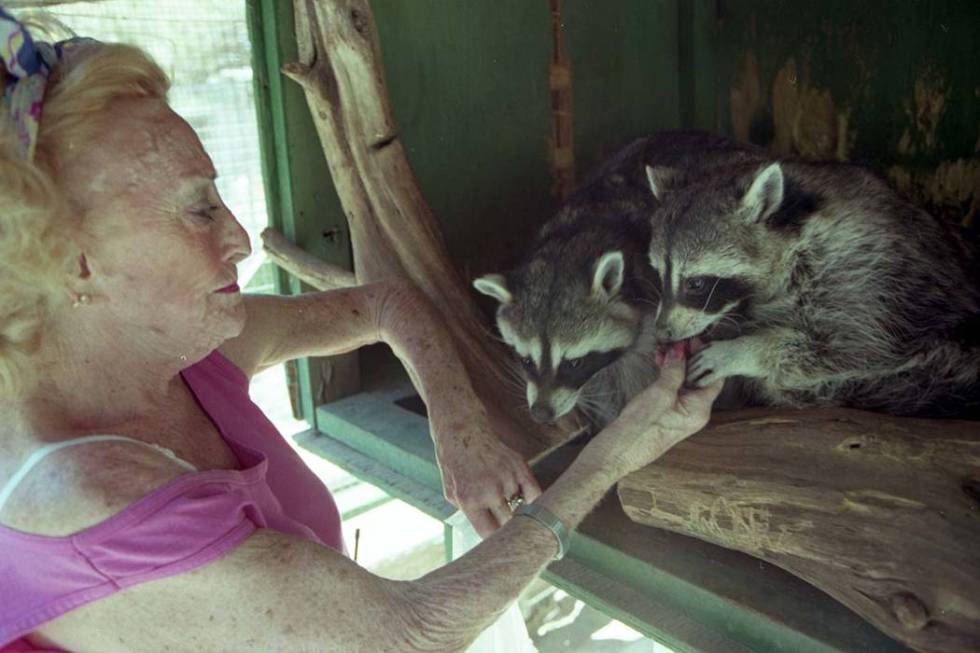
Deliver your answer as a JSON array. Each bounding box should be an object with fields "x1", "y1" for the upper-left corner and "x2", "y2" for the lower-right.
[{"x1": 60, "y1": 98, "x2": 251, "y2": 358}]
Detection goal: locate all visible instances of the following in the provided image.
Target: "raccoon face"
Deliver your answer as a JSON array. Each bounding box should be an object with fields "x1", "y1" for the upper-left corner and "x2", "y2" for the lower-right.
[
  {"x1": 474, "y1": 251, "x2": 641, "y2": 423},
  {"x1": 646, "y1": 163, "x2": 785, "y2": 344}
]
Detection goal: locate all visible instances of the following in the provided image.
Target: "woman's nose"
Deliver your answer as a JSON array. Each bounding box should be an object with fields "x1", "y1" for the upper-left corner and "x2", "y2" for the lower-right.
[{"x1": 222, "y1": 213, "x2": 252, "y2": 265}]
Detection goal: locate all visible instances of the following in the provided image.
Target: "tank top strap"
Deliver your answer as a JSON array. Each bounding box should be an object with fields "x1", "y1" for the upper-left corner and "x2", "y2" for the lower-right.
[{"x1": 0, "y1": 435, "x2": 197, "y2": 514}]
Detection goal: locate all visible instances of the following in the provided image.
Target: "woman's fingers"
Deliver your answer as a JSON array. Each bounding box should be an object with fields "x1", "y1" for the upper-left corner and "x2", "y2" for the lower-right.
[
  {"x1": 488, "y1": 500, "x2": 512, "y2": 533},
  {"x1": 466, "y1": 507, "x2": 500, "y2": 539},
  {"x1": 518, "y1": 467, "x2": 542, "y2": 503},
  {"x1": 680, "y1": 378, "x2": 725, "y2": 415},
  {"x1": 652, "y1": 343, "x2": 687, "y2": 395}
]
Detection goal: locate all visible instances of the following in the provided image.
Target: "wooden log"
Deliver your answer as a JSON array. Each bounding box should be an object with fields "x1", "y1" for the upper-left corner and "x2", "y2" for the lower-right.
[
  {"x1": 282, "y1": 0, "x2": 569, "y2": 458},
  {"x1": 261, "y1": 227, "x2": 357, "y2": 290},
  {"x1": 617, "y1": 407, "x2": 980, "y2": 653}
]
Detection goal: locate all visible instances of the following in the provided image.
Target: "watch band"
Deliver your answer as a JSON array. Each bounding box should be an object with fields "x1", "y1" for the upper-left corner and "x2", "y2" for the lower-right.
[{"x1": 514, "y1": 502, "x2": 570, "y2": 560}]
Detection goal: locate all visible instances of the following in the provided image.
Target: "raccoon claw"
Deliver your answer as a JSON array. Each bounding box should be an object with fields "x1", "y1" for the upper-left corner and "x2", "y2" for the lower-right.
[
  {"x1": 686, "y1": 341, "x2": 739, "y2": 388},
  {"x1": 687, "y1": 366, "x2": 723, "y2": 388}
]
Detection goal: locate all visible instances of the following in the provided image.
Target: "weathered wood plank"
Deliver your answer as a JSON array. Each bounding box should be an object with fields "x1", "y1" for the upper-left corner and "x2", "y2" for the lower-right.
[{"x1": 619, "y1": 408, "x2": 980, "y2": 653}]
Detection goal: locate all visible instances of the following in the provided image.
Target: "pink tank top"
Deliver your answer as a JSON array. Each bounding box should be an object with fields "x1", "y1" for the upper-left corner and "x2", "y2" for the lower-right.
[{"x1": 0, "y1": 351, "x2": 344, "y2": 651}]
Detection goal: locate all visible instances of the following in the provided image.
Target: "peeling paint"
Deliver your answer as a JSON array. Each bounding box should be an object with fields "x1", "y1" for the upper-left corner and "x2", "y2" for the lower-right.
[
  {"x1": 731, "y1": 55, "x2": 854, "y2": 161},
  {"x1": 887, "y1": 158, "x2": 980, "y2": 227},
  {"x1": 730, "y1": 52, "x2": 762, "y2": 144},
  {"x1": 898, "y1": 66, "x2": 951, "y2": 156},
  {"x1": 771, "y1": 58, "x2": 853, "y2": 160}
]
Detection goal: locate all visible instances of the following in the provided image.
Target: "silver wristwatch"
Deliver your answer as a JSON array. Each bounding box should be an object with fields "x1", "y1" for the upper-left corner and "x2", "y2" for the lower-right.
[{"x1": 514, "y1": 502, "x2": 570, "y2": 560}]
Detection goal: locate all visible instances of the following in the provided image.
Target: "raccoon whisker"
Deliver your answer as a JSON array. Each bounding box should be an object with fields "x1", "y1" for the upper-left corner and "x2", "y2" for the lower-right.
[
  {"x1": 579, "y1": 392, "x2": 619, "y2": 403},
  {"x1": 714, "y1": 314, "x2": 744, "y2": 337},
  {"x1": 575, "y1": 397, "x2": 607, "y2": 413},
  {"x1": 580, "y1": 387, "x2": 619, "y2": 399},
  {"x1": 500, "y1": 376, "x2": 525, "y2": 396},
  {"x1": 700, "y1": 276, "x2": 723, "y2": 314},
  {"x1": 494, "y1": 365, "x2": 526, "y2": 395},
  {"x1": 500, "y1": 360, "x2": 523, "y2": 381},
  {"x1": 633, "y1": 297, "x2": 661, "y2": 309}
]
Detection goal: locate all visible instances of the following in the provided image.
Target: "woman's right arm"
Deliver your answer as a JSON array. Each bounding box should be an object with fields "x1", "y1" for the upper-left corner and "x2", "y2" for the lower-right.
[{"x1": 32, "y1": 346, "x2": 719, "y2": 653}]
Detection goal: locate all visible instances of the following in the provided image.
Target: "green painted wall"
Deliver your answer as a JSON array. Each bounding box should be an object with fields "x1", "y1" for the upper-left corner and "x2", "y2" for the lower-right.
[
  {"x1": 564, "y1": 0, "x2": 681, "y2": 176},
  {"x1": 248, "y1": 0, "x2": 359, "y2": 417},
  {"x1": 706, "y1": 0, "x2": 980, "y2": 231},
  {"x1": 250, "y1": 0, "x2": 980, "y2": 400},
  {"x1": 370, "y1": 0, "x2": 683, "y2": 275}
]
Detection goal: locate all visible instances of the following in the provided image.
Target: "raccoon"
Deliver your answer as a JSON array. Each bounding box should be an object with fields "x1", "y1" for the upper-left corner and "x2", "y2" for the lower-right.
[
  {"x1": 647, "y1": 158, "x2": 980, "y2": 418},
  {"x1": 474, "y1": 131, "x2": 763, "y2": 427}
]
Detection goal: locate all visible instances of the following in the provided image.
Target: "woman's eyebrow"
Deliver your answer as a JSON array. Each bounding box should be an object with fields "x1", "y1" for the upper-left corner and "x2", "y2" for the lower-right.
[{"x1": 176, "y1": 173, "x2": 218, "y2": 194}]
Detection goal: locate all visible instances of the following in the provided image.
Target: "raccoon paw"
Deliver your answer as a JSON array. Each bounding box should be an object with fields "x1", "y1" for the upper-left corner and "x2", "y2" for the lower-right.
[{"x1": 686, "y1": 340, "x2": 757, "y2": 387}]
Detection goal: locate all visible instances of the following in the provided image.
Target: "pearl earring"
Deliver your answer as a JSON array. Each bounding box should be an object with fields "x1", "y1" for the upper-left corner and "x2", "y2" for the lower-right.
[{"x1": 72, "y1": 293, "x2": 91, "y2": 308}]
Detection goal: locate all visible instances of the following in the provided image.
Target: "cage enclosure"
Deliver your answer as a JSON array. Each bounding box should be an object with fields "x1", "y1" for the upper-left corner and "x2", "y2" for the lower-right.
[{"x1": 252, "y1": 2, "x2": 980, "y2": 652}]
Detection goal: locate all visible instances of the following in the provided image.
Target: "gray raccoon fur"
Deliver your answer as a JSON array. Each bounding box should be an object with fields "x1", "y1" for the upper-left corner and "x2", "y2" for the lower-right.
[
  {"x1": 474, "y1": 131, "x2": 763, "y2": 427},
  {"x1": 648, "y1": 158, "x2": 980, "y2": 418}
]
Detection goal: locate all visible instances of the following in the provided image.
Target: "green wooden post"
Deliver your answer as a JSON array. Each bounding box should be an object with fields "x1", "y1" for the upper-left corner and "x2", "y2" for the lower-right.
[{"x1": 246, "y1": 0, "x2": 359, "y2": 425}]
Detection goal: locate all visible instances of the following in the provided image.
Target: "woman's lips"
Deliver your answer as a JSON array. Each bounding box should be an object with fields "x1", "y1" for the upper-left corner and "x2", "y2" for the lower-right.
[{"x1": 216, "y1": 283, "x2": 240, "y2": 293}]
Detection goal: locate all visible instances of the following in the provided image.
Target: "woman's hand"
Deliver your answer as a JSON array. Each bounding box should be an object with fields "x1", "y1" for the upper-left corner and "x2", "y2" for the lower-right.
[
  {"x1": 587, "y1": 342, "x2": 723, "y2": 478},
  {"x1": 432, "y1": 409, "x2": 542, "y2": 538}
]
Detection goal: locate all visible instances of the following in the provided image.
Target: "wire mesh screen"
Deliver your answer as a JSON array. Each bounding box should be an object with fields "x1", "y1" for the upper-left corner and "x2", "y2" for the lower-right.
[{"x1": 13, "y1": 1, "x2": 270, "y2": 286}]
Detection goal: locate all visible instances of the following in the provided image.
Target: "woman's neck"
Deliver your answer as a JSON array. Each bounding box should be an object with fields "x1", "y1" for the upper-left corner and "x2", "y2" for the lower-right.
[{"x1": 17, "y1": 317, "x2": 208, "y2": 439}]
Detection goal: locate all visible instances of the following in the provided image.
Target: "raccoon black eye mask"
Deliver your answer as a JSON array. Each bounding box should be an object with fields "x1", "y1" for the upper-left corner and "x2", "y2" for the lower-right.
[
  {"x1": 645, "y1": 158, "x2": 980, "y2": 418},
  {"x1": 475, "y1": 131, "x2": 768, "y2": 425},
  {"x1": 473, "y1": 250, "x2": 655, "y2": 425}
]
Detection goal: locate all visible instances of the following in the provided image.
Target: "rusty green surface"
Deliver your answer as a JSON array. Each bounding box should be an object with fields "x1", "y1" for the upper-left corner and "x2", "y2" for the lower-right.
[
  {"x1": 369, "y1": 0, "x2": 683, "y2": 275},
  {"x1": 707, "y1": 0, "x2": 980, "y2": 230}
]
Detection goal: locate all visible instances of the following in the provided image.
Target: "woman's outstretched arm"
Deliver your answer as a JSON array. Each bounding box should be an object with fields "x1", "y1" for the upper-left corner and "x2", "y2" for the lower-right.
[{"x1": 26, "y1": 348, "x2": 719, "y2": 653}]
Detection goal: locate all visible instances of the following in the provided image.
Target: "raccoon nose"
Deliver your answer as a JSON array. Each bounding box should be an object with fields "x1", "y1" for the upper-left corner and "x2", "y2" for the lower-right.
[{"x1": 530, "y1": 404, "x2": 555, "y2": 424}]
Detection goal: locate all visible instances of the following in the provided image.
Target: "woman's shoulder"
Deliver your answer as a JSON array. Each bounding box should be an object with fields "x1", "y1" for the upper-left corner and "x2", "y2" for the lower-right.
[{"x1": 0, "y1": 437, "x2": 191, "y2": 537}]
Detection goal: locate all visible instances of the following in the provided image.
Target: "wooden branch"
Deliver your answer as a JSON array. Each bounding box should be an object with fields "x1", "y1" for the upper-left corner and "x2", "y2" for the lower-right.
[
  {"x1": 261, "y1": 227, "x2": 357, "y2": 290},
  {"x1": 286, "y1": 0, "x2": 568, "y2": 458},
  {"x1": 618, "y1": 407, "x2": 980, "y2": 653}
]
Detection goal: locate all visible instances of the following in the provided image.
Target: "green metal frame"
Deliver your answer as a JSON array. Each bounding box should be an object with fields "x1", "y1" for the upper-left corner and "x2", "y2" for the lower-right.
[
  {"x1": 247, "y1": 0, "x2": 359, "y2": 424},
  {"x1": 296, "y1": 389, "x2": 912, "y2": 653}
]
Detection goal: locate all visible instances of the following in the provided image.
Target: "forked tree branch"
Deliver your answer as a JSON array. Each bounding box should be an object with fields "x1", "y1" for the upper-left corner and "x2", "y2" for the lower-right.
[{"x1": 283, "y1": 0, "x2": 567, "y2": 458}]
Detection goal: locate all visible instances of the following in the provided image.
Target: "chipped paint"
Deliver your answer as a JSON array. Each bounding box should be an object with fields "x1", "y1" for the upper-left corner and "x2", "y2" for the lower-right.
[
  {"x1": 888, "y1": 158, "x2": 980, "y2": 227},
  {"x1": 727, "y1": 50, "x2": 977, "y2": 230},
  {"x1": 898, "y1": 66, "x2": 951, "y2": 156},
  {"x1": 771, "y1": 58, "x2": 853, "y2": 160},
  {"x1": 729, "y1": 52, "x2": 762, "y2": 144},
  {"x1": 731, "y1": 55, "x2": 854, "y2": 161}
]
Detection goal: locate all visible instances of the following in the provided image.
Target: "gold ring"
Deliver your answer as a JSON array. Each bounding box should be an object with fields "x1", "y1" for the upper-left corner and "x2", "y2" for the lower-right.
[{"x1": 506, "y1": 493, "x2": 525, "y2": 512}]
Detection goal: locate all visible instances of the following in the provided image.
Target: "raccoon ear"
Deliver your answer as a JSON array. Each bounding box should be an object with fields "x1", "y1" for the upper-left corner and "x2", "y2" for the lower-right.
[
  {"x1": 473, "y1": 274, "x2": 512, "y2": 305},
  {"x1": 741, "y1": 162, "x2": 784, "y2": 223},
  {"x1": 592, "y1": 251, "x2": 625, "y2": 300}
]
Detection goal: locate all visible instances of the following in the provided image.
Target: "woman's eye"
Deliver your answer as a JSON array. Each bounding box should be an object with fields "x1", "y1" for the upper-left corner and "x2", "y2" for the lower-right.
[
  {"x1": 520, "y1": 356, "x2": 533, "y2": 368},
  {"x1": 190, "y1": 205, "x2": 219, "y2": 221},
  {"x1": 686, "y1": 277, "x2": 708, "y2": 293},
  {"x1": 568, "y1": 358, "x2": 582, "y2": 369}
]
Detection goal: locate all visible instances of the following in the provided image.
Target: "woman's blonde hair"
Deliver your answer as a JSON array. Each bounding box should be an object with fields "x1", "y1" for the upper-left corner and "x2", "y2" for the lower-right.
[{"x1": 0, "y1": 42, "x2": 169, "y2": 398}]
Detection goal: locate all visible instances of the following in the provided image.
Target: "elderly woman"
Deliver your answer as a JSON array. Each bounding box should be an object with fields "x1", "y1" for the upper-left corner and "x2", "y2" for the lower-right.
[{"x1": 0, "y1": 17, "x2": 722, "y2": 653}]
